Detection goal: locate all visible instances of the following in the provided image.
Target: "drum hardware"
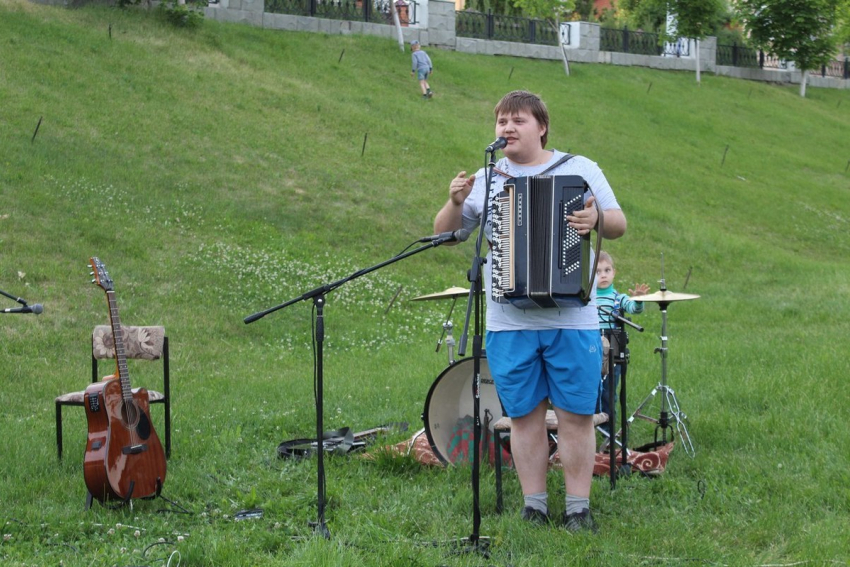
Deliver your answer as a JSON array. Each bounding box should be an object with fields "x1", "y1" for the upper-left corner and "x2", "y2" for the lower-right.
[
  {"x1": 608, "y1": 255, "x2": 700, "y2": 458},
  {"x1": 596, "y1": 307, "x2": 644, "y2": 487},
  {"x1": 411, "y1": 286, "x2": 475, "y2": 366},
  {"x1": 440, "y1": 321, "x2": 457, "y2": 366}
]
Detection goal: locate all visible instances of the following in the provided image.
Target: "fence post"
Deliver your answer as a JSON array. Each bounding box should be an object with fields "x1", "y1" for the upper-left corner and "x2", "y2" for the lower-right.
[
  {"x1": 622, "y1": 25, "x2": 628, "y2": 53},
  {"x1": 529, "y1": 19, "x2": 536, "y2": 44},
  {"x1": 845, "y1": 57, "x2": 849, "y2": 80},
  {"x1": 487, "y1": 9, "x2": 494, "y2": 40},
  {"x1": 731, "y1": 42, "x2": 737, "y2": 67},
  {"x1": 759, "y1": 50, "x2": 765, "y2": 69}
]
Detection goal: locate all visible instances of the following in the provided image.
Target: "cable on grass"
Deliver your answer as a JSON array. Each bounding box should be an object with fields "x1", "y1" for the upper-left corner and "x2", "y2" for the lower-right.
[{"x1": 45, "y1": 541, "x2": 79, "y2": 553}]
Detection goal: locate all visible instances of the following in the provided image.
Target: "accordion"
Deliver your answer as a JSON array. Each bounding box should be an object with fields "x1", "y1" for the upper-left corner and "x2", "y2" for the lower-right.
[{"x1": 491, "y1": 175, "x2": 591, "y2": 309}]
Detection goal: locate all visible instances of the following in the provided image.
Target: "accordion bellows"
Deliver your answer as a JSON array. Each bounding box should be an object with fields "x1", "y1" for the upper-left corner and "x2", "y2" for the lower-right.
[{"x1": 491, "y1": 175, "x2": 591, "y2": 309}]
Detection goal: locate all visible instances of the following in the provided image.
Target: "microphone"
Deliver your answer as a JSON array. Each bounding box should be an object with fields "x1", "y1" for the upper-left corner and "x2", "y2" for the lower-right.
[
  {"x1": 485, "y1": 137, "x2": 507, "y2": 152},
  {"x1": 418, "y1": 228, "x2": 471, "y2": 243},
  {"x1": 2, "y1": 304, "x2": 43, "y2": 314}
]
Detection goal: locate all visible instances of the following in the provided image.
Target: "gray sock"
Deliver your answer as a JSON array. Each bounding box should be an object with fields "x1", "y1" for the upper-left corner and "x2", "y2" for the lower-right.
[
  {"x1": 524, "y1": 492, "x2": 548, "y2": 514},
  {"x1": 565, "y1": 494, "x2": 590, "y2": 515}
]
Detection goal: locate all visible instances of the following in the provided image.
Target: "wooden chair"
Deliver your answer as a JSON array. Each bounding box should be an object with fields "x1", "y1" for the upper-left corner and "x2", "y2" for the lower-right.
[{"x1": 54, "y1": 325, "x2": 171, "y2": 460}]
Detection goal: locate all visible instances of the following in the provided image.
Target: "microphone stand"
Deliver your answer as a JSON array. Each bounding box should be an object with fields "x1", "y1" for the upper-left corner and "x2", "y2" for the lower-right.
[
  {"x1": 244, "y1": 236, "x2": 459, "y2": 539},
  {"x1": 0, "y1": 288, "x2": 38, "y2": 314},
  {"x1": 454, "y1": 149, "x2": 499, "y2": 555},
  {"x1": 0, "y1": 288, "x2": 29, "y2": 307}
]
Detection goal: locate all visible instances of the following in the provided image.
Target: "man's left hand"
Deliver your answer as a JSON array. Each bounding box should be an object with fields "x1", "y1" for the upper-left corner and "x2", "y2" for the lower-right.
[{"x1": 567, "y1": 196, "x2": 598, "y2": 235}]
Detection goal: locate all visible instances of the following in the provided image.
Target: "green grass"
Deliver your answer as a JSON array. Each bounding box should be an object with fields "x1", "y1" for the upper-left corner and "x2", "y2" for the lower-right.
[{"x1": 1, "y1": 1, "x2": 849, "y2": 565}]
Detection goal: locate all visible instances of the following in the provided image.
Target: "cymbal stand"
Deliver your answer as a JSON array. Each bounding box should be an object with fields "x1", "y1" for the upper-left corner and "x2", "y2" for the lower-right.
[
  {"x1": 630, "y1": 262, "x2": 694, "y2": 457},
  {"x1": 435, "y1": 299, "x2": 458, "y2": 366}
]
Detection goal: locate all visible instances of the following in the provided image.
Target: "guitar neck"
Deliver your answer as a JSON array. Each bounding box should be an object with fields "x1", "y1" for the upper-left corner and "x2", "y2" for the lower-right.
[{"x1": 105, "y1": 290, "x2": 133, "y2": 402}]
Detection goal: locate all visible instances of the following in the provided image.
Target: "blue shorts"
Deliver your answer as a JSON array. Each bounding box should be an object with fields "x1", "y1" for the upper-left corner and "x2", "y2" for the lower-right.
[
  {"x1": 485, "y1": 329, "x2": 602, "y2": 418},
  {"x1": 416, "y1": 68, "x2": 430, "y2": 81}
]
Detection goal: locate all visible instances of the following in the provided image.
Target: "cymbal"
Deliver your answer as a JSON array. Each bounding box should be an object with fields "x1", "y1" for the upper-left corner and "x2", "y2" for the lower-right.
[
  {"x1": 411, "y1": 286, "x2": 471, "y2": 301},
  {"x1": 630, "y1": 290, "x2": 700, "y2": 303}
]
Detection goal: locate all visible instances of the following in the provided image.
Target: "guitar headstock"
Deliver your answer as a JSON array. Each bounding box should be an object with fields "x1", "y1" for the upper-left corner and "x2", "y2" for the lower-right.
[{"x1": 89, "y1": 257, "x2": 114, "y2": 292}]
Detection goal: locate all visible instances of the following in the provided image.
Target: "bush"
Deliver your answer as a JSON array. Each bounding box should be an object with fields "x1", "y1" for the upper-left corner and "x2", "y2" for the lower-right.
[{"x1": 157, "y1": 0, "x2": 205, "y2": 28}]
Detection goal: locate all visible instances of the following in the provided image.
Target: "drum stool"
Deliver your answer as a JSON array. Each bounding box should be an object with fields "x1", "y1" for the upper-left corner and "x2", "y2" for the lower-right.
[{"x1": 493, "y1": 409, "x2": 559, "y2": 514}]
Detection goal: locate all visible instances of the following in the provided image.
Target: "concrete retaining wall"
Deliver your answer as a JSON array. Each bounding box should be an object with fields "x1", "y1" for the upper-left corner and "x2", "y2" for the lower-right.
[{"x1": 204, "y1": 0, "x2": 849, "y2": 90}]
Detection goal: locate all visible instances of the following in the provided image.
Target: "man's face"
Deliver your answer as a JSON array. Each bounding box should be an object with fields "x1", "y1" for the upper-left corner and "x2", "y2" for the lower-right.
[
  {"x1": 596, "y1": 261, "x2": 615, "y2": 288},
  {"x1": 495, "y1": 109, "x2": 545, "y2": 159}
]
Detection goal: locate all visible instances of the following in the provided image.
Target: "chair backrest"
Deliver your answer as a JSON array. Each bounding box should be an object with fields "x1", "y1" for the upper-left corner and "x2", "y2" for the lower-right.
[
  {"x1": 92, "y1": 325, "x2": 165, "y2": 360},
  {"x1": 91, "y1": 325, "x2": 166, "y2": 382}
]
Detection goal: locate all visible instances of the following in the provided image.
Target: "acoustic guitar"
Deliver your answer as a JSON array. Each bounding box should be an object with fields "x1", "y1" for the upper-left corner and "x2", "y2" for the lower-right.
[{"x1": 83, "y1": 257, "x2": 167, "y2": 503}]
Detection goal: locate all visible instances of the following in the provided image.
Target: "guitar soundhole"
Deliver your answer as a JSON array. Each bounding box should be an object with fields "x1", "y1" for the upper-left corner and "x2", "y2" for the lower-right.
[{"x1": 120, "y1": 401, "x2": 151, "y2": 440}]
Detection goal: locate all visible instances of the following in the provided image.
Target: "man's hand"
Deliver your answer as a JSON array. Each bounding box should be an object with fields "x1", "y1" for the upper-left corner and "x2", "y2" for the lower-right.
[
  {"x1": 567, "y1": 196, "x2": 598, "y2": 236},
  {"x1": 449, "y1": 171, "x2": 476, "y2": 206}
]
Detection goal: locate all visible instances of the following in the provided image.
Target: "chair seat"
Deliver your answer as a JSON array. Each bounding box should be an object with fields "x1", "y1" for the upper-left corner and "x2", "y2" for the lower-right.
[
  {"x1": 55, "y1": 389, "x2": 166, "y2": 405},
  {"x1": 493, "y1": 409, "x2": 559, "y2": 431}
]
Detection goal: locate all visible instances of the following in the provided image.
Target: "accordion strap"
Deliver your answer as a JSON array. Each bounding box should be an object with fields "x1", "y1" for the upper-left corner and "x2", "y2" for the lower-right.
[
  {"x1": 538, "y1": 152, "x2": 575, "y2": 175},
  {"x1": 492, "y1": 153, "x2": 575, "y2": 179}
]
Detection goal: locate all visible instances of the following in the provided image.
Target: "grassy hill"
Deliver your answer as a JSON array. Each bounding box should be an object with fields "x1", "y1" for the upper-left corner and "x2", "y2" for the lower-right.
[{"x1": 1, "y1": 1, "x2": 849, "y2": 565}]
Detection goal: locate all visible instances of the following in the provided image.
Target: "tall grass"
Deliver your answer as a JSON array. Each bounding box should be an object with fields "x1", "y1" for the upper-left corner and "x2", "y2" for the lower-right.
[{"x1": 1, "y1": 1, "x2": 849, "y2": 565}]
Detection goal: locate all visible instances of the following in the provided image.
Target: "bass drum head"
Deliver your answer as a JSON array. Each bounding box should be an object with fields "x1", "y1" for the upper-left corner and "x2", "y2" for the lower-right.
[{"x1": 423, "y1": 357, "x2": 505, "y2": 465}]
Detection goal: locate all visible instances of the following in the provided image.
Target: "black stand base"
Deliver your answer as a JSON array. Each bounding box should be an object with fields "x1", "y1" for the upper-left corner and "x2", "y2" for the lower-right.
[
  {"x1": 446, "y1": 536, "x2": 491, "y2": 558},
  {"x1": 308, "y1": 520, "x2": 331, "y2": 539}
]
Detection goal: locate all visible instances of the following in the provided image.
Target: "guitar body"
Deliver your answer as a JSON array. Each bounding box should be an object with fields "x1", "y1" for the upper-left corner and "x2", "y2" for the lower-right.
[{"x1": 83, "y1": 377, "x2": 167, "y2": 502}]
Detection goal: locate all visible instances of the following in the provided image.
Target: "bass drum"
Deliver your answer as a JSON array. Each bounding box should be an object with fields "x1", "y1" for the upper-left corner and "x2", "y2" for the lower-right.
[{"x1": 423, "y1": 356, "x2": 505, "y2": 465}]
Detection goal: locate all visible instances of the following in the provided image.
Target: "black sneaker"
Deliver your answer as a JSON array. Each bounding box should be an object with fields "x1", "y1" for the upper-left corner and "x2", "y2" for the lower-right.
[
  {"x1": 520, "y1": 506, "x2": 550, "y2": 525},
  {"x1": 562, "y1": 509, "x2": 598, "y2": 533}
]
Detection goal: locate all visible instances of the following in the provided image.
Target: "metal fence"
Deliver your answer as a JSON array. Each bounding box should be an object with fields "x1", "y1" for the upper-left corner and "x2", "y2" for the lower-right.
[
  {"x1": 599, "y1": 27, "x2": 688, "y2": 57},
  {"x1": 266, "y1": 0, "x2": 414, "y2": 26},
  {"x1": 455, "y1": 10, "x2": 558, "y2": 46},
  {"x1": 715, "y1": 43, "x2": 787, "y2": 70},
  {"x1": 815, "y1": 58, "x2": 850, "y2": 79}
]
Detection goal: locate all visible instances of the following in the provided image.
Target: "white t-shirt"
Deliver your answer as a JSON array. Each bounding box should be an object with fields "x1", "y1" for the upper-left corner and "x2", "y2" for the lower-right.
[{"x1": 460, "y1": 150, "x2": 621, "y2": 332}]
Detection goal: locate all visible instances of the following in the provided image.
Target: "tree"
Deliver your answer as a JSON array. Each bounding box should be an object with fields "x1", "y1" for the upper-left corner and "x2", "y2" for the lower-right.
[
  {"x1": 624, "y1": 0, "x2": 724, "y2": 83},
  {"x1": 666, "y1": 0, "x2": 724, "y2": 84},
  {"x1": 738, "y1": 0, "x2": 841, "y2": 97},
  {"x1": 512, "y1": 0, "x2": 577, "y2": 76},
  {"x1": 836, "y1": 0, "x2": 850, "y2": 50}
]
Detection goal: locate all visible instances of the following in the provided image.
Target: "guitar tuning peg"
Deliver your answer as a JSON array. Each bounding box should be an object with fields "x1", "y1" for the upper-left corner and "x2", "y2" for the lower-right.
[{"x1": 91, "y1": 279, "x2": 96, "y2": 284}]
